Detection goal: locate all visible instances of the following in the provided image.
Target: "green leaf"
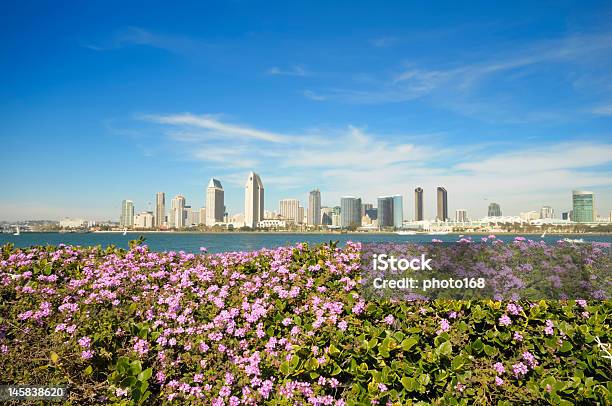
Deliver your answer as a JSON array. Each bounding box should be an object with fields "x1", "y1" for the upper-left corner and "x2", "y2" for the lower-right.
[
  {"x1": 50, "y1": 351, "x2": 59, "y2": 364},
  {"x1": 559, "y1": 341, "x2": 573, "y2": 353},
  {"x1": 84, "y1": 365, "x2": 93, "y2": 375},
  {"x1": 138, "y1": 368, "x2": 152, "y2": 382},
  {"x1": 402, "y1": 337, "x2": 419, "y2": 351},
  {"x1": 130, "y1": 360, "x2": 142, "y2": 376},
  {"x1": 437, "y1": 341, "x2": 453, "y2": 357}
]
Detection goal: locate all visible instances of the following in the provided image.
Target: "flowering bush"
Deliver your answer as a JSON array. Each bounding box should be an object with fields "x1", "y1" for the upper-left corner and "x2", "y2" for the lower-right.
[{"x1": 0, "y1": 240, "x2": 610, "y2": 405}]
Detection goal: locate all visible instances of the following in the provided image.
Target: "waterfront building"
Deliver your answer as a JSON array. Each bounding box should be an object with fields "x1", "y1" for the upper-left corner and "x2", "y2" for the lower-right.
[
  {"x1": 572, "y1": 191, "x2": 594, "y2": 223},
  {"x1": 488, "y1": 202, "x2": 502, "y2": 217},
  {"x1": 392, "y1": 195, "x2": 403, "y2": 228},
  {"x1": 520, "y1": 211, "x2": 539, "y2": 221},
  {"x1": 307, "y1": 189, "x2": 322, "y2": 225},
  {"x1": 257, "y1": 219, "x2": 287, "y2": 228},
  {"x1": 120, "y1": 200, "x2": 134, "y2": 227},
  {"x1": 186, "y1": 207, "x2": 200, "y2": 226},
  {"x1": 59, "y1": 218, "x2": 86, "y2": 229},
  {"x1": 436, "y1": 187, "x2": 448, "y2": 222},
  {"x1": 455, "y1": 209, "x2": 468, "y2": 222},
  {"x1": 340, "y1": 197, "x2": 361, "y2": 228},
  {"x1": 206, "y1": 178, "x2": 225, "y2": 226},
  {"x1": 134, "y1": 211, "x2": 154, "y2": 229},
  {"x1": 561, "y1": 211, "x2": 569, "y2": 220},
  {"x1": 365, "y1": 208, "x2": 378, "y2": 220},
  {"x1": 321, "y1": 207, "x2": 333, "y2": 225},
  {"x1": 540, "y1": 206, "x2": 554, "y2": 219},
  {"x1": 377, "y1": 197, "x2": 394, "y2": 227},
  {"x1": 414, "y1": 187, "x2": 424, "y2": 221},
  {"x1": 298, "y1": 206, "x2": 305, "y2": 224},
  {"x1": 199, "y1": 207, "x2": 206, "y2": 225},
  {"x1": 170, "y1": 195, "x2": 186, "y2": 228},
  {"x1": 331, "y1": 213, "x2": 341, "y2": 227},
  {"x1": 244, "y1": 172, "x2": 264, "y2": 228},
  {"x1": 280, "y1": 199, "x2": 300, "y2": 223},
  {"x1": 155, "y1": 192, "x2": 165, "y2": 227},
  {"x1": 361, "y1": 203, "x2": 373, "y2": 217}
]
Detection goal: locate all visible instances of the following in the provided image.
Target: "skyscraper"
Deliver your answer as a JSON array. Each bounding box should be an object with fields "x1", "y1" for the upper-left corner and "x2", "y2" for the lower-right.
[
  {"x1": 340, "y1": 197, "x2": 361, "y2": 228},
  {"x1": 392, "y1": 195, "x2": 403, "y2": 228},
  {"x1": 361, "y1": 203, "x2": 373, "y2": 218},
  {"x1": 280, "y1": 199, "x2": 300, "y2": 223},
  {"x1": 120, "y1": 200, "x2": 134, "y2": 227},
  {"x1": 244, "y1": 172, "x2": 264, "y2": 228},
  {"x1": 170, "y1": 195, "x2": 186, "y2": 228},
  {"x1": 320, "y1": 207, "x2": 333, "y2": 225},
  {"x1": 455, "y1": 209, "x2": 468, "y2": 222},
  {"x1": 307, "y1": 189, "x2": 321, "y2": 225},
  {"x1": 540, "y1": 206, "x2": 554, "y2": 219},
  {"x1": 414, "y1": 187, "x2": 424, "y2": 221},
  {"x1": 436, "y1": 187, "x2": 448, "y2": 222},
  {"x1": 488, "y1": 203, "x2": 502, "y2": 217},
  {"x1": 206, "y1": 178, "x2": 225, "y2": 226},
  {"x1": 572, "y1": 191, "x2": 594, "y2": 222},
  {"x1": 377, "y1": 196, "x2": 394, "y2": 227},
  {"x1": 155, "y1": 192, "x2": 165, "y2": 227}
]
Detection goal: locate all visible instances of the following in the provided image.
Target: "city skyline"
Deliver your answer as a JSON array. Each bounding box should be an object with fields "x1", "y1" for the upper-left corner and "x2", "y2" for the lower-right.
[{"x1": 1, "y1": 2, "x2": 612, "y2": 221}]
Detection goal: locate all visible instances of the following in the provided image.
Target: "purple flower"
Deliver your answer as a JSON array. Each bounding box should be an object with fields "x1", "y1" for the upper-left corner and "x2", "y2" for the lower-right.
[
  {"x1": 493, "y1": 362, "x2": 505, "y2": 375},
  {"x1": 495, "y1": 376, "x2": 504, "y2": 386},
  {"x1": 512, "y1": 362, "x2": 528, "y2": 378},
  {"x1": 383, "y1": 314, "x2": 395, "y2": 326},
  {"x1": 437, "y1": 318, "x2": 451, "y2": 335},
  {"x1": 81, "y1": 350, "x2": 94, "y2": 360},
  {"x1": 78, "y1": 336, "x2": 91, "y2": 348},
  {"x1": 513, "y1": 331, "x2": 523, "y2": 342},
  {"x1": 498, "y1": 314, "x2": 512, "y2": 326}
]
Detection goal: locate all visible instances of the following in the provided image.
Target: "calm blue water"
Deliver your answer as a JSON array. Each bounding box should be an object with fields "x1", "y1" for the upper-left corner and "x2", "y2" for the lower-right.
[{"x1": 1, "y1": 232, "x2": 610, "y2": 253}]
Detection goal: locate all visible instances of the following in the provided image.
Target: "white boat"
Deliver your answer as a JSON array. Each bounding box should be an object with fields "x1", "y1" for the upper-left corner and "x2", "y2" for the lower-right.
[
  {"x1": 428, "y1": 231, "x2": 450, "y2": 235},
  {"x1": 541, "y1": 231, "x2": 546, "y2": 238},
  {"x1": 122, "y1": 228, "x2": 127, "y2": 236},
  {"x1": 563, "y1": 238, "x2": 584, "y2": 244},
  {"x1": 13, "y1": 226, "x2": 20, "y2": 236},
  {"x1": 396, "y1": 231, "x2": 417, "y2": 235}
]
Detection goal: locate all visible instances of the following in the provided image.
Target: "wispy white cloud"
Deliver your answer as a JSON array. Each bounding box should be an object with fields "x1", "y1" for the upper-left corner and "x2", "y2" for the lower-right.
[
  {"x1": 137, "y1": 112, "x2": 612, "y2": 217},
  {"x1": 266, "y1": 65, "x2": 310, "y2": 76},
  {"x1": 591, "y1": 105, "x2": 612, "y2": 116},
  {"x1": 303, "y1": 90, "x2": 326, "y2": 101},
  {"x1": 82, "y1": 26, "x2": 205, "y2": 54},
  {"x1": 369, "y1": 37, "x2": 398, "y2": 48}
]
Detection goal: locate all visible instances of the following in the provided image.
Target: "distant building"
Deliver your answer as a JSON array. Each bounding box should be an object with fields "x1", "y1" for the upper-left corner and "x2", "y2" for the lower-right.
[
  {"x1": 361, "y1": 203, "x2": 373, "y2": 217},
  {"x1": 392, "y1": 195, "x2": 403, "y2": 228},
  {"x1": 365, "y1": 208, "x2": 378, "y2": 220},
  {"x1": 198, "y1": 207, "x2": 206, "y2": 225},
  {"x1": 331, "y1": 213, "x2": 341, "y2": 227},
  {"x1": 455, "y1": 209, "x2": 468, "y2": 222},
  {"x1": 488, "y1": 202, "x2": 502, "y2": 217},
  {"x1": 540, "y1": 206, "x2": 554, "y2": 219},
  {"x1": 60, "y1": 218, "x2": 86, "y2": 229},
  {"x1": 170, "y1": 195, "x2": 186, "y2": 228},
  {"x1": 572, "y1": 191, "x2": 594, "y2": 223},
  {"x1": 561, "y1": 211, "x2": 569, "y2": 220},
  {"x1": 321, "y1": 207, "x2": 333, "y2": 225},
  {"x1": 186, "y1": 207, "x2": 200, "y2": 226},
  {"x1": 206, "y1": 178, "x2": 225, "y2": 226},
  {"x1": 280, "y1": 199, "x2": 300, "y2": 223},
  {"x1": 520, "y1": 211, "x2": 539, "y2": 221},
  {"x1": 307, "y1": 189, "x2": 322, "y2": 226},
  {"x1": 377, "y1": 197, "x2": 394, "y2": 227},
  {"x1": 155, "y1": 192, "x2": 165, "y2": 228},
  {"x1": 257, "y1": 219, "x2": 287, "y2": 228},
  {"x1": 414, "y1": 187, "x2": 424, "y2": 221},
  {"x1": 134, "y1": 212, "x2": 154, "y2": 229},
  {"x1": 340, "y1": 197, "x2": 361, "y2": 228},
  {"x1": 120, "y1": 200, "x2": 134, "y2": 227},
  {"x1": 436, "y1": 187, "x2": 448, "y2": 222},
  {"x1": 298, "y1": 206, "x2": 305, "y2": 224},
  {"x1": 244, "y1": 172, "x2": 264, "y2": 228}
]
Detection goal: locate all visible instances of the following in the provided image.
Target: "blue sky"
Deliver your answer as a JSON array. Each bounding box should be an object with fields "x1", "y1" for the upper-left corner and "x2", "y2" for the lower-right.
[{"x1": 1, "y1": 1, "x2": 611, "y2": 221}]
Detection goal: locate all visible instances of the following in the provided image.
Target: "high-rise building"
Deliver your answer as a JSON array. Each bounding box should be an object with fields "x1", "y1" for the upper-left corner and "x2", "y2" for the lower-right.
[
  {"x1": 572, "y1": 191, "x2": 594, "y2": 223},
  {"x1": 392, "y1": 195, "x2": 403, "y2": 228},
  {"x1": 561, "y1": 212, "x2": 569, "y2": 220},
  {"x1": 120, "y1": 200, "x2": 134, "y2": 227},
  {"x1": 361, "y1": 203, "x2": 373, "y2": 218},
  {"x1": 206, "y1": 178, "x2": 225, "y2": 226},
  {"x1": 377, "y1": 196, "x2": 394, "y2": 227},
  {"x1": 307, "y1": 189, "x2": 322, "y2": 225},
  {"x1": 321, "y1": 207, "x2": 333, "y2": 225},
  {"x1": 365, "y1": 208, "x2": 378, "y2": 220},
  {"x1": 414, "y1": 187, "x2": 424, "y2": 221},
  {"x1": 540, "y1": 206, "x2": 554, "y2": 219},
  {"x1": 199, "y1": 207, "x2": 206, "y2": 225},
  {"x1": 244, "y1": 172, "x2": 264, "y2": 228},
  {"x1": 170, "y1": 195, "x2": 186, "y2": 228},
  {"x1": 488, "y1": 202, "x2": 502, "y2": 217},
  {"x1": 280, "y1": 199, "x2": 300, "y2": 223},
  {"x1": 340, "y1": 197, "x2": 361, "y2": 228},
  {"x1": 455, "y1": 209, "x2": 468, "y2": 222},
  {"x1": 436, "y1": 187, "x2": 448, "y2": 222},
  {"x1": 186, "y1": 207, "x2": 200, "y2": 226},
  {"x1": 155, "y1": 192, "x2": 165, "y2": 227},
  {"x1": 298, "y1": 206, "x2": 305, "y2": 224}
]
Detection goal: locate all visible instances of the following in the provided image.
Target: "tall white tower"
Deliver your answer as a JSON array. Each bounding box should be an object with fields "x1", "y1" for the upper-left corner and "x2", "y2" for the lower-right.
[
  {"x1": 244, "y1": 172, "x2": 264, "y2": 228},
  {"x1": 206, "y1": 178, "x2": 224, "y2": 226}
]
